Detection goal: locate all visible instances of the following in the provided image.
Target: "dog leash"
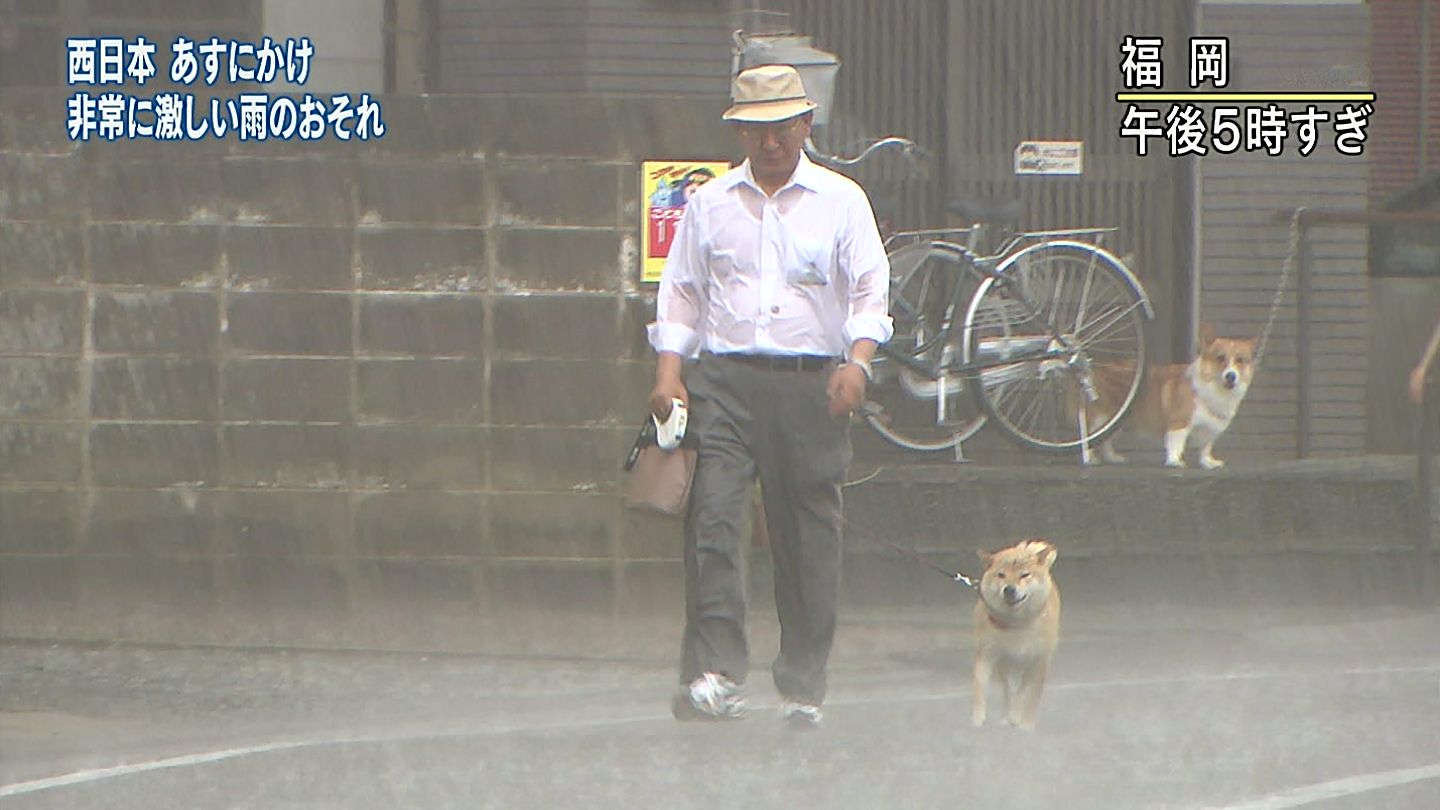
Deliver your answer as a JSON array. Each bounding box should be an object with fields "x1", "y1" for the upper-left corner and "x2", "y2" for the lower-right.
[
  {"x1": 843, "y1": 516, "x2": 979, "y2": 590},
  {"x1": 1254, "y1": 206, "x2": 1305, "y2": 369}
]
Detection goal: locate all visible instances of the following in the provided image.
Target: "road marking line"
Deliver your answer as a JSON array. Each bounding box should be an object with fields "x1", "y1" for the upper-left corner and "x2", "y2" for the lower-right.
[
  {"x1": 0, "y1": 714, "x2": 670, "y2": 798},
  {"x1": 1199, "y1": 763, "x2": 1440, "y2": 809},
  {"x1": 0, "y1": 744, "x2": 311, "y2": 798}
]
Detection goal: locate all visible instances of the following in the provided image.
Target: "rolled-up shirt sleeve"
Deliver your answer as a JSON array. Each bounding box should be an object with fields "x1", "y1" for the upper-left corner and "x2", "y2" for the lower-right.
[
  {"x1": 840, "y1": 193, "x2": 894, "y2": 350},
  {"x1": 646, "y1": 200, "x2": 706, "y2": 358}
]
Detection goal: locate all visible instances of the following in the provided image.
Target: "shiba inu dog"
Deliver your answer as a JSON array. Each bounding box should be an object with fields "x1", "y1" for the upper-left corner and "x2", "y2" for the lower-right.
[
  {"x1": 972, "y1": 539, "x2": 1060, "y2": 730},
  {"x1": 1092, "y1": 324, "x2": 1257, "y2": 469}
]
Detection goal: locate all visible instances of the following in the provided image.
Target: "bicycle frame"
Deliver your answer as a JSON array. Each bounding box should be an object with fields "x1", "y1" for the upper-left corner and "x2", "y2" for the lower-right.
[
  {"x1": 879, "y1": 272, "x2": 1038, "y2": 380},
  {"x1": 879, "y1": 235, "x2": 1117, "y2": 382}
]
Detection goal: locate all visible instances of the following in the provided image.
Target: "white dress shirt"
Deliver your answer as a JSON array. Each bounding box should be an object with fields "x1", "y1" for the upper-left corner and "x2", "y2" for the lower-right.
[{"x1": 647, "y1": 154, "x2": 893, "y2": 360}]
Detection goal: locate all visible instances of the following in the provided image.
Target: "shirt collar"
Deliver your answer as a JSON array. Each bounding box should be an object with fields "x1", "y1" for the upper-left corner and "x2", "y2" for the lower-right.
[{"x1": 724, "y1": 152, "x2": 826, "y2": 196}]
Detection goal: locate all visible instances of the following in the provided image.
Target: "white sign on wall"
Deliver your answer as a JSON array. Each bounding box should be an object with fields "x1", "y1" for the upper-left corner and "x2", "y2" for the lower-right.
[{"x1": 1014, "y1": 141, "x2": 1084, "y2": 175}]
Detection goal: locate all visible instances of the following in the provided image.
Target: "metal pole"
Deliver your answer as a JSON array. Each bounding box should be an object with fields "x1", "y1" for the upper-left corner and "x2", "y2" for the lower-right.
[
  {"x1": 1420, "y1": 0, "x2": 1432, "y2": 174},
  {"x1": 1422, "y1": 372, "x2": 1437, "y2": 603},
  {"x1": 1296, "y1": 222, "x2": 1312, "y2": 459},
  {"x1": 1420, "y1": 374, "x2": 1435, "y2": 554}
]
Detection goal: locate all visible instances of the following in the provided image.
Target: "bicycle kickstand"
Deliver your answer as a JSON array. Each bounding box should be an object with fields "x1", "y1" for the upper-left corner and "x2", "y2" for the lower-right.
[{"x1": 1075, "y1": 366, "x2": 1100, "y2": 467}]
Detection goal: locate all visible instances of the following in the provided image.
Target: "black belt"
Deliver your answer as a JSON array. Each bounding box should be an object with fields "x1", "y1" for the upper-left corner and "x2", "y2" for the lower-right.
[{"x1": 712, "y1": 353, "x2": 839, "y2": 372}]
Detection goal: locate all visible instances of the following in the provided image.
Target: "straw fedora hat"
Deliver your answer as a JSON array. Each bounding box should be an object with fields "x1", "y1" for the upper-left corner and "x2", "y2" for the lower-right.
[{"x1": 722, "y1": 64, "x2": 819, "y2": 123}]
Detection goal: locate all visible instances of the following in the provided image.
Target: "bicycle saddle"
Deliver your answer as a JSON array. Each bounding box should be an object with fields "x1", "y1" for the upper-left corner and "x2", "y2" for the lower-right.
[{"x1": 946, "y1": 197, "x2": 1022, "y2": 226}]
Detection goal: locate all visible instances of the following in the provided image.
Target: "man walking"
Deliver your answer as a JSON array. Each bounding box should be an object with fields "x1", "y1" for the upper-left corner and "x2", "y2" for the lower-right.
[{"x1": 647, "y1": 64, "x2": 892, "y2": 727}]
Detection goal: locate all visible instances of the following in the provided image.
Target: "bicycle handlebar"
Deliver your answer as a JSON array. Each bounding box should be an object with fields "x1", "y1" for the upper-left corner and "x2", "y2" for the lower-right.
[{"x1": 805, "y1": 136, "x2": 931, "y2": 168}]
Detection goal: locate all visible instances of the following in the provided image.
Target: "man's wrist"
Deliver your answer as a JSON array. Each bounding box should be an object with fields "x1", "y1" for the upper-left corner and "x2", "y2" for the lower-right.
[
  {"x1": 844, "y1": 358, "x2": 874, "y2": 383},
  {"x1": 655, "y1": 351, "x2": 684, "y2": 384}
]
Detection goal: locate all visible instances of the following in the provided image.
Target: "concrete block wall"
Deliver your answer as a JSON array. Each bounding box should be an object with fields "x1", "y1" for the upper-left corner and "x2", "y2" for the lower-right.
[{"x1": 0, "y1": 90, "x2": 738, "y2": 651}]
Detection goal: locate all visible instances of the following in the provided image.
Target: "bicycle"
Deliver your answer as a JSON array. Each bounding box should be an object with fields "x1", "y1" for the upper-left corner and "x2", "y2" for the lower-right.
[{"x1": 811, "y1": 137, "x2": 1155, "y2": 458}]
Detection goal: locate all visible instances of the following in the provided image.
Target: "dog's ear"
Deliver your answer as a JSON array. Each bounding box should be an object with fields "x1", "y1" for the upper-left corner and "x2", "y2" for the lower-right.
[
  {"x1": 1033, "y1": 540, "x2": 1057, "y2": 568},
  {"x1": 976, "y1": 548, "x2": 994, "y2": 566},
  {"x1": 1197, "y1": 322, "x2": 1217, "y2": 347}
]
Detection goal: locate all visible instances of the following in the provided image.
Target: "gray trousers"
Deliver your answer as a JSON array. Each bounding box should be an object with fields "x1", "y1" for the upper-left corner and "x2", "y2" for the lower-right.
[{"x1": 679, "y1": 353, "x2": 852, "y2": 705}]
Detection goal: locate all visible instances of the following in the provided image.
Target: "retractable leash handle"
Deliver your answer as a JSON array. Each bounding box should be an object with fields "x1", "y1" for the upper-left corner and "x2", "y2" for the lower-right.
[
  {"x1": 623, "y1": 398, "x2": 689, "y2": 471},
  {"x1": 654, "y1": 398, "x2": 688, "y2": 451}
]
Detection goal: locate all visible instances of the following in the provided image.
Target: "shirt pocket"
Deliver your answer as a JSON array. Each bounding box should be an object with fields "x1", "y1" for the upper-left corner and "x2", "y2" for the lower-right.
[
  {"x1": 785, "y1": 235, "x2": 833, "y2": 287},
  {"x1": 706, "y1": 247, "x2": 742, "y2": 282}
]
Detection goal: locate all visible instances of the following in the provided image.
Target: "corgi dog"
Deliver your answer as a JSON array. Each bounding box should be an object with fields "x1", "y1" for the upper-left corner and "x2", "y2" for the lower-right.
[
  {"x1": 972, "y1": 539, "x2": 1061, "y2": 730},
  {"x1": 1092, "y1": 324, "x2": 1256, "y2": 469}
]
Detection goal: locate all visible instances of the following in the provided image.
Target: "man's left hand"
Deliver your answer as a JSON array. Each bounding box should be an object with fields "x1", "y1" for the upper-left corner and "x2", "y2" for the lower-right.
[{"x1": 827, "y1": 363, "x2": 867, "y2": 420}]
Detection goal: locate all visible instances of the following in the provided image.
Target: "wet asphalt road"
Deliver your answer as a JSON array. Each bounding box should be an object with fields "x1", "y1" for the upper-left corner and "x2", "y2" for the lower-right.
[{"x1": 3, "y1": 596, "x2": 1439, "y2": 809}]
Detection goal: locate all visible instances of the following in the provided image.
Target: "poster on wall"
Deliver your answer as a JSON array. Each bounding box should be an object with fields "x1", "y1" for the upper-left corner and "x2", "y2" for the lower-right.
[{"x1": 641, "y1": 160, "x2": 731, "y2": 284}]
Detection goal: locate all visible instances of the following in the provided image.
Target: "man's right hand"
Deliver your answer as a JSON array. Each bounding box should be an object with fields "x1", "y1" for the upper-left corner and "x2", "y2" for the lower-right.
[
  {"x1": 650, "y1": 352, "x2": 688, "y2": 418},
  {"x1": 650, "y1": 378, "x2": 688, "y2": 418}
]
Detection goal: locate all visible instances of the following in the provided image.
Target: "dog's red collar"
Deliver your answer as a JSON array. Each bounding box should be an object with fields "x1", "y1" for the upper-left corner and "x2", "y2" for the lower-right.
[{"x1": 986, "y1": 611, "x2": 1021, "y2": 630}]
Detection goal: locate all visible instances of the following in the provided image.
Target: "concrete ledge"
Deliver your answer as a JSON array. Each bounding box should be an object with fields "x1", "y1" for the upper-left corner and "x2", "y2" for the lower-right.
[
  {"x1": 841, "y1": 457, "x2": 1424, "y2": 556},
  {"x1": 2, "y1": 551, "x2": 1435, "y2": 660}
]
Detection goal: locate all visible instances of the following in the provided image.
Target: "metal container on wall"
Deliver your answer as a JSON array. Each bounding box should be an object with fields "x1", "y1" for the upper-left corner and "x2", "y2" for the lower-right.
[{"x1": 732, "y1": 32, "x2": 841, "y2": 130}]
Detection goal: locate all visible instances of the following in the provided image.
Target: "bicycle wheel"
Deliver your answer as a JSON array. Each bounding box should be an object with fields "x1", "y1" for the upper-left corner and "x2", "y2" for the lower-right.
[
  {"x1": 863, "y1": 240, "x2": 987, "y2": 452},
  {"x1": 962, "y1": 241, "x2": 1150, "y2": 453}
]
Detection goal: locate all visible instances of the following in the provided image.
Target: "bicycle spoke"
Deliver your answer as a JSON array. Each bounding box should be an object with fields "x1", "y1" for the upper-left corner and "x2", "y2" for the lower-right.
[
  {"x1": 1074, "y1": 299, "x2": 1146, "y2": 351},
  {"x1": 1072, "y1": 252, "x2": 1097, "y2": 336},
  {"x1": 991, "y1": 380, "x2": 1028, "y2": 432},
  {"x1": 1047, "y1": 262, "x2": 1066, "y2": 327},
  {"x1": 1012, "y1": 380, "x2": 1051, "y2": 438}
]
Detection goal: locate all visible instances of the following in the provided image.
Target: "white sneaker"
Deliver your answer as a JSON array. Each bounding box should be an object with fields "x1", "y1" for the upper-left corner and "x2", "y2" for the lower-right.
[
  {"x1": 779, "y1": 699, "x2": 823, "y2": 729},
  {"x1": 671, "y1": 672, "x2": 746, "y2": 721}
]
